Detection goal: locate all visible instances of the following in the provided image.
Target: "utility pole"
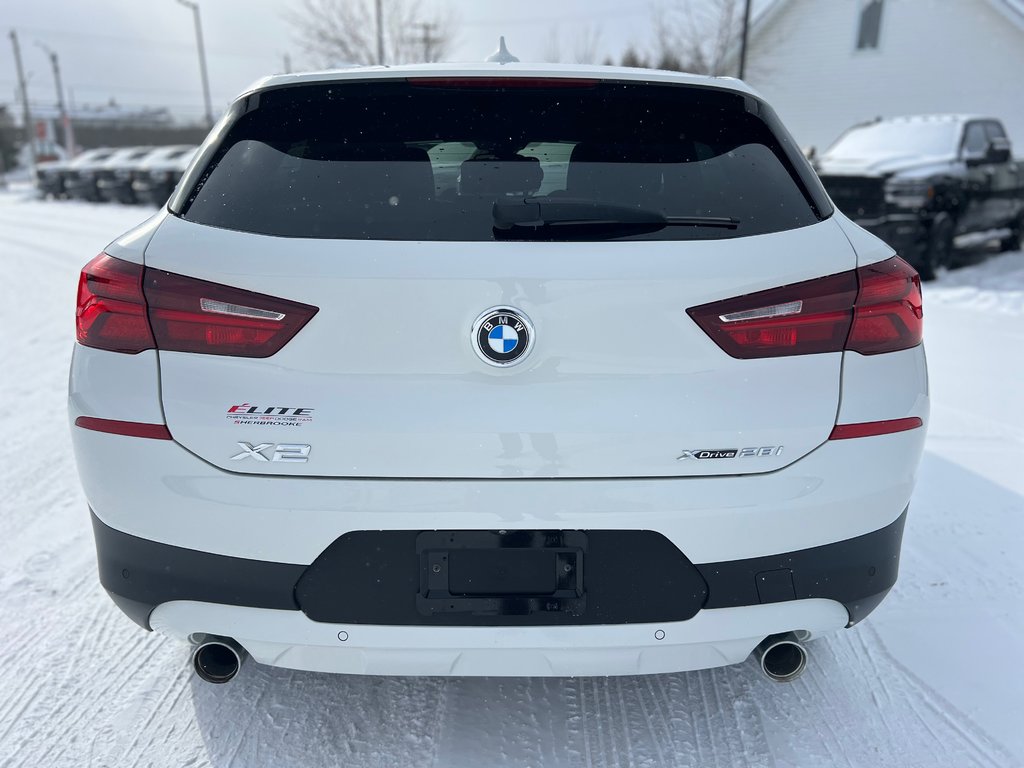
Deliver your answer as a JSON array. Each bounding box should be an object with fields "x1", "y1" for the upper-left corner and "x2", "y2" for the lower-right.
[
  {"x1": 412, "y1": 21, "x2": 438, "y2": 63},
  {"x1": 8, "y1": 30, "x2": 37, "y2": 172},
  {"x1": 375, "y1": 0, "x2": 385, "y2": 65},
  {"x1": 283, "y1": 52, "x2": 292, "y2": 74},
  {"x1": 738, "y1": 0, "x2": 752, "y2": 80},
  {"x1": 176, "y1": 0, "x2": 214, "y2": 127},
  {"x1": 36, "y1": 41, "x2": 75, "y2": 158}
]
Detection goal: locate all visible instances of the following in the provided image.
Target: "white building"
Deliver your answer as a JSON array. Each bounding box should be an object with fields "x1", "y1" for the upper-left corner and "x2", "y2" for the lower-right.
[{"x1": 738, "y1": 0, "x2": 1024, "y2": 153}]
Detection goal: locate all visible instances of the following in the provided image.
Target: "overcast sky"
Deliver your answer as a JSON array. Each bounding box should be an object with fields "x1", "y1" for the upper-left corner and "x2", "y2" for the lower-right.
[{"x1": 2, "y1": 0, "x2": 687, "y2": 123}]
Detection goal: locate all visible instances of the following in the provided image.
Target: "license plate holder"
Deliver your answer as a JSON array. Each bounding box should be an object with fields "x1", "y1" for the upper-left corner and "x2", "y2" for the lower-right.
[{"x1": 416, "y1": 530, "x2": 586, "y2": 618}]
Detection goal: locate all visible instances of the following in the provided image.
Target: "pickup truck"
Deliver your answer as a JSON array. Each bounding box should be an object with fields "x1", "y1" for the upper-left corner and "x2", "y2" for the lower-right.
[{"x1": 816, "y1": 115, "x2": 1024, "y2": 279}]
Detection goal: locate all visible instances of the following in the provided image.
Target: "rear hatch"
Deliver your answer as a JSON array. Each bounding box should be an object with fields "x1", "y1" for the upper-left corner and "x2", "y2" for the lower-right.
[{"x1": 145, "y1": 75, "x2": 853, "y2": 478}]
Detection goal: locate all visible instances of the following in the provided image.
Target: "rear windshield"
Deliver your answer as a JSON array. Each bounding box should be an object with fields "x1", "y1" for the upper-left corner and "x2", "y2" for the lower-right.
[{"x1": 177, "y1": 80, "x2": 830, "y2": 241}]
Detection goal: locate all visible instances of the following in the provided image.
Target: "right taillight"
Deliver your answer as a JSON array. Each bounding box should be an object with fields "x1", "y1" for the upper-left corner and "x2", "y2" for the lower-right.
[
  {"x1": 76, "y1": 253, "x2": 318, "y2": 357},
  {"x1": 687, "y1": 256, "x2": 922, "y2": 358},
  {"x1": 846, "y1": 256, "x2": 923, "y2": 354}
]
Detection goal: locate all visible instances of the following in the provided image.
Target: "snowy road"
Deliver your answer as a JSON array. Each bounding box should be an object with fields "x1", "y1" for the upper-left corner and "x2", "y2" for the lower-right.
[{"x1": 1, "y1": 195, "x2": 1021, "y2": 767}]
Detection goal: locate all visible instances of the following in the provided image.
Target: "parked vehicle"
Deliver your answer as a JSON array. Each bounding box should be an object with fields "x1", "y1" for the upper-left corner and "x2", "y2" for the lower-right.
[
  {"x1": 131, "y1": 145, "x2": 198, "y2": 207},
  {"x1": 35, "y1": 159, "x2": 67, "y2": 198},
  {"x1": 66, "y1": 146, "x2": 151, "y2": 202},
  {"x1": 36, "y1": 148, "x2": 115, "y2": 199},
  {"x1": 93, "y1": 147, "x2": 159, "y2": 204},
  {"x1": 70, "y1": 64, "x2": 927, "y2": 684},
  {"x1": 817, "y1": 115, "x2": 1024, "y2": 279}
]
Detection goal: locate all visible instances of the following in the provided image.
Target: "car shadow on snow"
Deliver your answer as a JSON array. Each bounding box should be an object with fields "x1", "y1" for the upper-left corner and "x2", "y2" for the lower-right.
[{"x1": 186, "y1": 451, "x2": 1020, "y2": 768}]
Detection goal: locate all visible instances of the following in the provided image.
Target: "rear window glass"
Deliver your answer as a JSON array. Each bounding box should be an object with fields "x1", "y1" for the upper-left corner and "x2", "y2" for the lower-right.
[{"x1": 179, "y1": 80, "x2": 829, "y2": 241}]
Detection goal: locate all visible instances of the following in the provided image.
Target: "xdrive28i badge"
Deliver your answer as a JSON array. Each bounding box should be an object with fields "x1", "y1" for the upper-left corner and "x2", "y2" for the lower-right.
[{"x1": 472, "y1": 307, "x2": 535, "y2": 367}]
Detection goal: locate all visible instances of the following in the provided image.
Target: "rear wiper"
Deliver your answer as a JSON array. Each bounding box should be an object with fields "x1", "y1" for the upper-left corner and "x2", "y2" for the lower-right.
[{"x1": 492, "y1": 198, "x2": 739, "y2": 231}]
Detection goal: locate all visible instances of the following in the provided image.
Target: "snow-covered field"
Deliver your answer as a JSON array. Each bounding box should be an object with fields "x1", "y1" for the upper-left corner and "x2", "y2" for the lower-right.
[{"x1": 1, "y1": 192, "x2": 1022, "y2": 767}]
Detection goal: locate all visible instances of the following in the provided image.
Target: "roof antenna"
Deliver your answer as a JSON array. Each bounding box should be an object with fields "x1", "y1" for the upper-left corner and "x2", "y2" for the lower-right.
[{"x1": 486, "y1": 36, "x2": 519, "y2": 64}]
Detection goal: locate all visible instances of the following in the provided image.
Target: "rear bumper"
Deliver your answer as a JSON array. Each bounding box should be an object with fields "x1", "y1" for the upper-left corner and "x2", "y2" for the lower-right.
[
  {"x1": 151, "y1": 599, "x2": 850, "y2": 677},
  {"x1": 71, "y1": 338, "x2": 927, "y2": 676},
  {"x1": 93, "y1": 506, "x2": 905, "y2": 630}
]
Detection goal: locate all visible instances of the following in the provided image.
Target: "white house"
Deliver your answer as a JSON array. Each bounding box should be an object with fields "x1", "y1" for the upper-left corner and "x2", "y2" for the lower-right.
[{"x1": 738, "y1": 0, "x2": 1024, "y2": 153}]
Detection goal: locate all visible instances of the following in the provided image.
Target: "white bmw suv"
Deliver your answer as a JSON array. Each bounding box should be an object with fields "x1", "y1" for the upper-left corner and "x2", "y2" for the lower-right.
[{"x1": 69, "y1": 64, "x2": 927, "y2": 684}]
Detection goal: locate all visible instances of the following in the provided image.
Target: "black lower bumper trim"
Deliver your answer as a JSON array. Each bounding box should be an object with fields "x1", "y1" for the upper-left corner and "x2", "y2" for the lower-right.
[
  {"x1": 295, "y1": 529, "x2": 709, "y2": 626},
  {"x1": 697, "y1": 508, "x2": 907, "y2": 626},
  {"x1": 90, "y1": 512, "x2": 305, "y2": 630},
  {"x1": 91, "y1": 507, "x2": 908, "y2": 630}
]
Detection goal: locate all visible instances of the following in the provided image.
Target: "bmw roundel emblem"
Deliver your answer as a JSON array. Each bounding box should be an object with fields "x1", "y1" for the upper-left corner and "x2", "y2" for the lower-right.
[{"x1": 471, "y1": 307, "x2": 535, "y2": 367}]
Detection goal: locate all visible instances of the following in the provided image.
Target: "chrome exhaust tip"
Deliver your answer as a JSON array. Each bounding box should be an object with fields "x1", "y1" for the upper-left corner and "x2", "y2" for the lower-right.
[
  {"x1": 755, "y1": 632, "x2": 807, "y2": 683},
  {"x1": 191, "y1": 637, "x2": 247, "y2": 684}
]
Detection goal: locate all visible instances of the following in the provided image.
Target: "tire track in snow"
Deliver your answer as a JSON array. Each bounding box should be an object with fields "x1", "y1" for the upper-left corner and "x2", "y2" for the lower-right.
[{"x1": 858, "y1": 623, "x2": 1016, "y2": 768}]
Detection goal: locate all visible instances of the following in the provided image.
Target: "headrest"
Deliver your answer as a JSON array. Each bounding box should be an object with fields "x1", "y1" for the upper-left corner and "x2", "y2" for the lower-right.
[{"x1": 459, "y1": 155, "x2": 543, "y2": 196}]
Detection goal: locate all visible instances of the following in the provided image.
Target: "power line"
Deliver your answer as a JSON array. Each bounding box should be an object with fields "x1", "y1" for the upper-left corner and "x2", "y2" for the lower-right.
[
  {"x1": 459, "y1": 7, "x2": 650, "y2": 27},
  {"x1": 410, "y1": 22, "x2": 440, "y2": 62}
]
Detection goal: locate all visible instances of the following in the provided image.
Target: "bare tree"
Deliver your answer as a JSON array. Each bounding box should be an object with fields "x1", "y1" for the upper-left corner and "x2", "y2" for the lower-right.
[
  {"x1": 573, "y1": 24, "x2": 603, "y2": 64},
  {"x1": 651, "y1": 0, "x2": 741, "y2": 75},
  {"x1": 289, "y1": 0, "x2": 457, "y2": 67},
  {"x1": 542, "y1": 27, "x2": 561, "y2": 63},
  {"x1": 619, "y1": 45, "x2": 651, "y2": 69},
  {"x1": 540, "y1": 27, "x2": 565, "y2": 62}
]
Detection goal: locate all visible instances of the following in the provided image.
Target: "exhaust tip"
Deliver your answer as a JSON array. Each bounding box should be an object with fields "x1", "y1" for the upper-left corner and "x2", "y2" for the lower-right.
[
  {"x1": 756, "y1": 632, "x2": 807, "y2": 683},
  {"x1": 192, "y1": 639, "x2": 245, "y2": 684}
]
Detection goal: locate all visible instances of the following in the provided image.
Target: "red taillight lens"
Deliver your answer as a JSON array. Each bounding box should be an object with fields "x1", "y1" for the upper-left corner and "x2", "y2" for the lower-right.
[
  {"x1": 76, "y1": 254, "x2": 318, "y2": 357},
  {"x1": 847, "y1": 256, "x2": 923, "y2": 354},
  {"x1": 145, "y1": 269, "x2": 318, "y2": 357},
  {"x1": 77, "y1": 253, "x2": 155, "y2": 353},
  {"x1": 687, "y1": 257, "x2": 922, "y2": 358},
  {"x1": 687, "y1": 272, "x2": 858, "y2": 358}
]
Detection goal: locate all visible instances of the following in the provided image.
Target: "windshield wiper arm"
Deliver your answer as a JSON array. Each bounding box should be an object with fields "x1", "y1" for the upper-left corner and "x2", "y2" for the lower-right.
[{"x1": 493, "y1": 198, "x2": 739, "y2": 231}]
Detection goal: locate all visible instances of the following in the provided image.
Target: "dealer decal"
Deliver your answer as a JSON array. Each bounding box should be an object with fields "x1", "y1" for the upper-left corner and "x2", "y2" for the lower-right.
[{"x1": 226, "y1": 403, "x2": 314, "y2": 427}]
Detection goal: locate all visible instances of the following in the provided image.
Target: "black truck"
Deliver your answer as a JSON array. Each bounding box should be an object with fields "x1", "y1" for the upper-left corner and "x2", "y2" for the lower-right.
[{"x1": 816, "y1": 115, "x2": 1024, "y2": 279}]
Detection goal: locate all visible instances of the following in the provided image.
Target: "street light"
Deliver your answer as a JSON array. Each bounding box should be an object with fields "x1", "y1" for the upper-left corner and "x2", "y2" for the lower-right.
[
  {"x1": 35, "y1": 41, "x2": 76, "y2": 158},
  {"x1": 176, "y1": 0, "x2": 214, "y2": 127}
]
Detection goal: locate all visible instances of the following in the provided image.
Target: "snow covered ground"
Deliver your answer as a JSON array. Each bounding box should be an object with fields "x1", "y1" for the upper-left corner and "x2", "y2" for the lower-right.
[{"x1": 0, "y1": 193, "x2": 1021, "y2": 767}]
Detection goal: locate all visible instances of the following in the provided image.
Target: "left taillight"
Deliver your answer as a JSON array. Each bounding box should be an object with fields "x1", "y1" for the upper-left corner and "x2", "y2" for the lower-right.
[
  {"x1": 77, "y1": 253, "x2": 155, "y2": 353},
  {"x1": 144, "y1": 268, "x2": 319, "y2": 358},
  {"x1": 76, "y1": 253, "x2": 318, "y2": 357}
]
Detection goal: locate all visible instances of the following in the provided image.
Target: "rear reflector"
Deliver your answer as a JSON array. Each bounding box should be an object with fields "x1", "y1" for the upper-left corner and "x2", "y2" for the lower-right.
[
  {"x1": 76, "y1": 254, "x2": 318, "y2": 357},
  {"x1": 74, "y1": 416, "x2": 172, "y2": 440},
  {"x1": 828, "y1": 417, "x2": 923, "y2": 440},
  {"x1": 687, "y1": 257, "x2": 923, "y2": 358}
]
